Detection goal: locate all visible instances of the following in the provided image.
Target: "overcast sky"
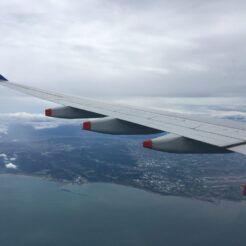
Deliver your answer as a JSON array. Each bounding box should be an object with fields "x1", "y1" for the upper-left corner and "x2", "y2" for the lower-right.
[{"x1": 0, "y1": 0, "x2": 245, "y2": 100}]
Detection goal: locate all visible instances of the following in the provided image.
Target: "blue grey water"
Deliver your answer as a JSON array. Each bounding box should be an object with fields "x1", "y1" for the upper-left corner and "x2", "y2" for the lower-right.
[{"x1": 0, "y1": 175, "x2": 246, "y2": 246}]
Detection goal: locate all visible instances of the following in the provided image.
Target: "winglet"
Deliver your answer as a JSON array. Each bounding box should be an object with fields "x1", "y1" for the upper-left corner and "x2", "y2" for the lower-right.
[{"x1": 0, "y1": 74, "x2": 8, "y2": 82}]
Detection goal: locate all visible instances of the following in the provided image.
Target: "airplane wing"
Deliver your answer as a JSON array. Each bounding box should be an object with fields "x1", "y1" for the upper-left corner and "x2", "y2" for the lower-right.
[{"x1": 0, "y1": 74, "x2": 246, "y2": 155}]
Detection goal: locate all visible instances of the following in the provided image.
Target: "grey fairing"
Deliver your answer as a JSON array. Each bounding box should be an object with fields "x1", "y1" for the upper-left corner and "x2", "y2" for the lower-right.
[
  {"x1": 49, "y1": 106, "x2": 104, "y2": 119},
  {"x1": 151, "y1": 134, "x2": 231, "y2": 154},
  {"x1": 88, "y1": 117, "x2": 162, "y2": 135}
]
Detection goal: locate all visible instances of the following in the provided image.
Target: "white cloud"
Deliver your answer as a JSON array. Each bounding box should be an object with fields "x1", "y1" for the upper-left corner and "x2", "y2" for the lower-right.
[
  {"x1": 0, "y1": 125, "x2": 8, "y2": 135},
  {"x1": 0, "y1": 112, "x2": 82, "y2": 131},
  {"x1": 5, "y1": 163, "x2": 17, "y2": 169},
  {"x1": 0, "y1": 153, "x2": 8, "y2": 159},
  {"x1": 113, "y1": 97, "x2": 246, "y2": 121},
  {"x1": 0, "y1": 0, "x2": 245, "y2": 99},
  {"x1": 32, "y1": 122, "x2": 67, "y2": 130},
  {"x1": 5, "y1": 112, "x2": 44, "y2": 120}
]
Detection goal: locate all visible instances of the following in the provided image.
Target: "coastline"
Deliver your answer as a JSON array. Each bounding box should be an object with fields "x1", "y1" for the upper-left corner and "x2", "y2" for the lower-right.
[{"x1": 0, "y1": 172, "x2": 236, "y2": 204}]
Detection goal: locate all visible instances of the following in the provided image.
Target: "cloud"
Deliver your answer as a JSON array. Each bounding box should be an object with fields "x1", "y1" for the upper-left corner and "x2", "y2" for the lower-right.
[
  {"x1": 113, "y1": 96, "x2": 246, "y2": 122},
  {"x1": 0, "y1": 153, "x2": 8, "y2": 160},
  {"x1": 0, "y1": 125, "x2": 8, "y2": 135},
  {"x1": 0, "y1": 0, "x2": 245, "y2": 99},
  {"x1": 5, "y1": 163, "x2": 17, "y2": 169},
  {"x1": 0, "y1": 153, "x2": 18, "y2": 163},
  {"x1": 0, "y1": 112, "x2": 82, "y2": 131}
]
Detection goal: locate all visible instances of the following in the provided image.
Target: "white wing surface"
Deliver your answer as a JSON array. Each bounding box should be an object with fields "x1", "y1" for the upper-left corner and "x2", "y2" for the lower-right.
[{"x1": 0, "y1": 75, "x2": 245, "y2": 155}]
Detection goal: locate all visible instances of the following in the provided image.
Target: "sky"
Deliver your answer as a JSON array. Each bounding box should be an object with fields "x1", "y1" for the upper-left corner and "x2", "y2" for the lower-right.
[{"x1": 0, "y1": 0, "x2": 245, "y2": 101}]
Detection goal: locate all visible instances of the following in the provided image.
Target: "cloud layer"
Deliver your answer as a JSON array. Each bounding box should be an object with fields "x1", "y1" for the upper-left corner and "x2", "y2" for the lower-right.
[{"x1": 0, "y1": 0, "x2": 245, "y2": 97}]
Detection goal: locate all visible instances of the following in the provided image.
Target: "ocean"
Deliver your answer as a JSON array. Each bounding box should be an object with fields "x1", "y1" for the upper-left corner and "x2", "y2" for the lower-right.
[{"x1": 0, "y1": 174, "x2": 246, "y2": 246}]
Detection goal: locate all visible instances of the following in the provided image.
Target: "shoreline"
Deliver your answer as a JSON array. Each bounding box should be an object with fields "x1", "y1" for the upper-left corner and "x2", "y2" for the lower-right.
[{"x1": 0, "y1": 172, "x2": 242, "y2": 204}]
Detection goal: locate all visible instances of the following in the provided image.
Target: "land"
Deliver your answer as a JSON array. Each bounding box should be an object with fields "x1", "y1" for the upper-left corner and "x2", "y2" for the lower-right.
[{"x1": 0, "y1": 124, "x2": 246, "y2": 202}]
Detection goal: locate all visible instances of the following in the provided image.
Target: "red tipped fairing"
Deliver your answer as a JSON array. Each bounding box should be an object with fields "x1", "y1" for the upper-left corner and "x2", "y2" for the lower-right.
[
  {"x1": 44, "y1": 106, "x2": 104, "y2": 119},
  {"x1": 81, "y1": 117, "x2": 160, "y2": 135},
  {"x1": 83, "y1": 121, "x2": 92, "y2": 131},
  {"x1": 45, "y1": 108, "x2": 52, "y2": 117},
  {"x1": 142, "y1": 134, "x2": 230, "y2": 154},
  {"x1": 143, "y1": 140, "x2": 153, "y2": 149}
]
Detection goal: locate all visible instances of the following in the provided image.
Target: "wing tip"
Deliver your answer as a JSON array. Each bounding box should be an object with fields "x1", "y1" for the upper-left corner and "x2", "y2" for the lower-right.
[{"x1": 0, "y1": 74, "x2": 8, "y2": 82}]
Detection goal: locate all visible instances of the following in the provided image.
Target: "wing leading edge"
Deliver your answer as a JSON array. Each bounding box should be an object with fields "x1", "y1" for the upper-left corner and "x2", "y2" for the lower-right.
[{"x1": 0, "y1": 75, "x2": 246, "y2": 156}]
